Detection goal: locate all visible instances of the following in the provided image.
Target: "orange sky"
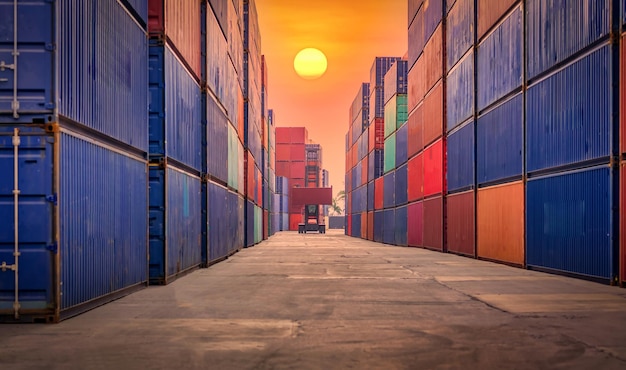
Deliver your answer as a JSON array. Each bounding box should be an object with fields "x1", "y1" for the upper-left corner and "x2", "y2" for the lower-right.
[{"x1": 256, "y1": 0, "x2": 408, "y2": 196}]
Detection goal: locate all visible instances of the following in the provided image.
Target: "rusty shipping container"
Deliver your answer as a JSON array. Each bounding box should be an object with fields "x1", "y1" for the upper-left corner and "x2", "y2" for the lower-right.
[
  {"x1": 407, "y1": 103, "x2": 424, "y2": 157},
  {"x1": 367, "y1": 211, "x2": 374, "y2": 241},
  {"x1": 477, "y1": 181, "x2": 525, "y2": 266},
  {"x1": 408, "y1": 152, "x2": 424, "y2": 202},
  {"x1": 423, "y1": 24, "x2": 444, "y2": 96},
  {"x1": 423, "y1": 82, "x2": 444, "y2": 148},
  {"x1": 407, "y1": 201, "x2": 424, "y2": 247},
  {"x1": 622, "y1": 33, "x2": 626, "y2": 155},
  {"x1": 447, "y1": 190, "x2": 475, "y2": 256},
  {"x1": 423, "y1": 196, "x2": 444, "y2": 251},
  {"x1": 423, "y1": 139, "x2": 445, "y2": 198},
  {"x1": 477, "y1": 0, "x2": 517, "y2": 41}
]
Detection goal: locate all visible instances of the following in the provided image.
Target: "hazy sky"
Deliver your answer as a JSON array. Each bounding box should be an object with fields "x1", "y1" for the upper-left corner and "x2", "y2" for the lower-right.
[{"x1": 256, "y1": 0, "x2": 408, "y2": 195}]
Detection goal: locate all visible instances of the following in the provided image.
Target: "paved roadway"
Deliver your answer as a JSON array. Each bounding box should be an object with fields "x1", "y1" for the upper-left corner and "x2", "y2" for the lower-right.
[{"x1": 2, "y1": 230, "x2": 626, "y2": 369}]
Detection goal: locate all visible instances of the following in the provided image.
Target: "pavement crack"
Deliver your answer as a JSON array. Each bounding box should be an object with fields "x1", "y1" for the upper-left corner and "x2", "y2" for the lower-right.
[{"x1": 433, "y1": 278, "x2": 512, "y2": 315}]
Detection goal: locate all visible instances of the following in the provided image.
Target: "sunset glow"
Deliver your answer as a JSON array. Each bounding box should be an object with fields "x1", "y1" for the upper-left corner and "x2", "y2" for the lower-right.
[{"x1": 294, "y1": 48, "x2": 328, "y2": 80}]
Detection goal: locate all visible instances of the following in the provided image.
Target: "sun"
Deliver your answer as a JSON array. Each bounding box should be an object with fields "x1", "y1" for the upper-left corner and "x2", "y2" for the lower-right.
[{"x1": 294, "y1": 48, "x2": 328, "y2": 80}]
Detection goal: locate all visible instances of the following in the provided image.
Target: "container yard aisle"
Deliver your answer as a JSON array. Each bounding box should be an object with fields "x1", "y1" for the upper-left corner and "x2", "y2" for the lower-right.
[{"x1": 2, "y1": 230, "x2": 626, "y2": 369}]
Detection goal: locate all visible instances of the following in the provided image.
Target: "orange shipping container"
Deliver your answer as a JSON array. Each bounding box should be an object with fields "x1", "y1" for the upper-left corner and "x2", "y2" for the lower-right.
[
  {"x1": 414, "y1": 55, "x2": 427, "y2": 107},
  {"x1": 447, "y1": 190, "x2": 475, "y2": 257},
  {"x1": 423, "y1": 24, "x2": 444, "y2": 96},
  {"x1": 361, "y1": 211, "x2": 367, "y2": 239},
  {"x1": 408, "y1": 62, "x2": 424, "y2": 113},
  {"x1": 477, "y1": 0, "x2": 518, "y2": 41},
  {"x1": 477, "y1": 181, "x2": 525, "y2": 266},
  {"x1": 361, "y1": 160, "x2": 368, "y2": 186},
  {"x1": 367, "y1": 211, "x2": 374, "y2": 240},
  {"x1": 423, "y1": 81, "x2": 444, "y2": 148},
  {"x1": 407, "y1": 104, "x2": 423, "y2": 157}
]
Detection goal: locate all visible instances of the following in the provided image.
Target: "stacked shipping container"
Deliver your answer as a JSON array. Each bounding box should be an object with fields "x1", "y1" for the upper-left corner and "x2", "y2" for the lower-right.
[{"x1": 275, "y1": 127, "x2": 307, "y2": 230}]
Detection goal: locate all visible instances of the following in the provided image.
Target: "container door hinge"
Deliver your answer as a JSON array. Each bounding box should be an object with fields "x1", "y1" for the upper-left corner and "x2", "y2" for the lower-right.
[
  {"x1": 45, "y1": 194, "x2": 57, "y2": 205},
  {"x1": 46, "y1": 242, "x2": 58, "y2": 254}
]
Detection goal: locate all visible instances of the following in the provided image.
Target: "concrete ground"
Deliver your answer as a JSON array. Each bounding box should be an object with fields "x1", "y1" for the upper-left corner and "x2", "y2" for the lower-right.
[{"x1": 2, "y1": 230, "x2": 626, "y2": 369}]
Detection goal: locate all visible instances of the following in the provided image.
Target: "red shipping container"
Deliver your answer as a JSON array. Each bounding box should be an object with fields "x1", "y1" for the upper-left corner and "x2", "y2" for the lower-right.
[
  {"x1": 407, "y1": 104, "x2": 424, "y2": 157},
  {"x1": 238, "y1": 87, "x2": 245, "y2": 144},
  {"x1": 290, "y1": 127, "x2": 307, "y2": 143},
  {"x1": 477, "y1": 0, "x2": 518, "y2": 41},
  {"x1": 245, "y1": 151, "x2": 255, "y2": 201},
  {"x1": 276, "y1": 143, "x2": 290, "y2": 162},
  {"x1": 290, "y1": 144, "x2": 305, "y2": 161},
  {"x1": 367, "y1": 211, "x2": 374, "y2": 240},
  {"x1": 424, "y1": 24, "x2": 444, "y2": 96},
  {"x1": 407, "y1": 62, "x2": 423, "y2": 113},
  {"x1": 407, "y1": 152, "x2": 423, "y2": 201},
  {"x1": 423, "y1": 196, "x2": 443, "y2": 251},
  {"x1": 263, "y1": 210, "x2": 268, "y2": 240},
  {"x1": 374, "y1": 177, "x2": 384, "y2": 210},
  {"x1": 361, "y1": 159, "x2": 368, "y2": 186},
  {"x1": 369, "y1": 118, "x2": 385, "y2": 151},
  {"x1": 345, "y1": 171, "x2": 352, "y2": 192},
  {"x1": 291, "y1": 178, "x2": 305, "y2": 189},
  {"x1": 291, "y1": 162, "x2": 305, "y2": 178},
  {"x1": 407, "y1": 201, "x2": 424, "y2": 247},
  {"x1": 275, "y1": 161, "x2": 290, "y2": 178},
  {"x1": 346, "y1": 192, "x2": 352, "y2": 214},
  {"x1": 276, "y1": 127, "x2": 290, "y2": 144},
  {"x1": 621, "y1": 163, "x2": 626, "y2": 286},
  {"x1": 423, "y1": 81, "x2": 444, "y2": 148},
  {"x1": 148, "y1": 0, "x2": 202, "y2": 81},
  {"x1": 361, "y1": 211, "x2": 367, "y2": 239},
  {"x1": 289, "y1": 213, "x2": 301, "y2": 231},
  {"x1": 347, "y1": 213, "x2": 352, "y2": 236},
  {"x1": 447, "y1": 190, "x2": 475, "y2": 257},
  {"x1": 423, "y1": 139, "x2": 444, "y2": 198},
  {"x1": 621, "y1": 33, "x2": 625, "y2": 155},
  {"x1": 291, "y1": 187, "x2": 333, "y2": 207}
]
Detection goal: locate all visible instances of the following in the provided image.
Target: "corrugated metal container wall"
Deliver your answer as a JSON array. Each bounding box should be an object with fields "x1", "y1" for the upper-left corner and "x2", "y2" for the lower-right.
[
  {"x1": 208, "y1": 182, "x2": 228, "y2": 262},
  {"x1": 346, "y1": 213, "x2": 352, "y2": 236},
  {"x1": 423, "y1": 139, "x2": 444, "y2": 197},
  {"x1": 527, "y1": 167, "x2": 614, "y2": 281},
  {"x1": 408, "y1": 0, "x2": 424, "y2": 26},
  {"x1": 408, "y1": 5, "x2": 425, "y2": 69},
  {"x1": 477, "y1": 93, "x2": 523, "y2": 185},
  {"x1": 395, "y1": 163, "x2": 409, "y2": 206},
  {"x1": 407, "y1": 63, "x2": 423, "y2": 113},
  {"x1": 384, "y1": 61, "x2": 408, "y2": 104},
  {"x1": 423, "y1": 82, "x2": 444, "y2": 147},
  {"x1": 0, "y1": 127, "x2": 148, "y2": 321},
  {"x1": 361, "y1": 211, "x2": 368, "y2": 239},
  {"x1": 368, "y1": 149, "x2": 383, "y2": 182},
  {"x1": 423, "y1": 0, "x2": 443, "y2": 42},
  {"x1": 395, "y1": 205, "x2": 408, "y2": 246},
  {"x1": 396, "y1": 123, "x2": 409, "y2": 166},
  {"x1": 447, "y1": 121, "x2": 474, "y2": 193},
  {"x1": 375, "y1": 177, "x2": 384, "y2": 210},
  {"x1": 383, "y1": 209, "x2": 396, "y2": 245},
  {"x1": 622, "y1": 33, "x2": 626, "y2": 155},
  {"x1": 361, "y1": 158, "x2": 368, "y2": 186},
  {"x1": 446, "y1": 51, "x2": 474, "y2": 132},
  {"x1": 206, "y1": 94, "x2": 229, "y2": 183},
  {"x1": 369, "y1": 118, "x2": 384, "y2": 151},
  {"x1": 208, "y1": 0, "x2": 228, "y2": 37},
  {"x1": 423, "y1": 25, "x2": 444, "y2": 94},
  {"x1": 408, "y1": 152, "x2": 424, "y2": 201},
  {"x1": 149, "y1": 166, "x2": 202, "y2": 284},
  {"x1": 383, "y1": 171, "x2": 396, "y2": 209},
  {"x1": 246, "y1": 200, "x2": 255, "y2": 247},
  {"x1": 370, "y1": 57, "x2": 402, "y2": 88},
  {"x1": 526, "y1": 0, "x2": 610, "y2": 80},
  {"x1": 227, "y1": 125, "x2": 240, "y2": 190},
  {"x1": 148, "y1": 43, "x2": 202, "y2": 170},
  {"x1": 477, "y1": 5, "x2": 522, "y2": 111},
  {"x1": 368, "y1": 182, "x2": 375, "y2": 211},
  {"x1": 125, "y1": 0, "x2": 149, "y2": 24},
  {"x1": 526, "y1": 46, "x2": 612, "y2": 174},
  {"x1": 407, "y1": 201, "x2": 424, "y2": 247},
  {"x1": 477, "y1": 0, "x2": 517, "y2": 40},
  {"x1": 148, "y1": 0, "x2": 202, "y2": 81},
  {"x1": 447, "y1": 190, "x2": 475, "y2": 256},
  {"x1": 351, "y1": 213, "x2": 362, "y2": 238},
  {"x1": 622, "y1": 163, "x2": 626, "y2": 285},
  {"x1": 367, "y1": 211, "x2": 374, "y2": 240},
  {"x1": 423, "y1": 196, "x2": 443, "y2": 251},
  {"x1": 374, "y1": 210, "x2": 384, "y2": 242},
  {"x1": 384, "y1": 134, "x2": 396, "y2": 173},
  {"x1": 477, "y1": 181, "x2": 524, "y2": 265},
  {"x1": 407, "y1": 106, "x2": 423, "y2": 157},
  {"x1": 446, "y1": 0, "x2": 474, "y2": 71}
]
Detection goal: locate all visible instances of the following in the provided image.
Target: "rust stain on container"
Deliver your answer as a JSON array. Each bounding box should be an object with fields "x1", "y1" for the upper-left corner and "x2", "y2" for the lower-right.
[
  {"x1": 423, "y1": 195, "x2": 444, "y2": 251},
  {"x1": 477, "y1": 0, "x2": 517, "y2": 41},
  {"x1": 477, "y1": 181, "x2": 525, "y2": 266},
  {"x1": 447, "y1": 190, "x2": 475, "y2": 257},
  {"x1": 423, "y1": 81, "x2": 444, "y2": 148}
]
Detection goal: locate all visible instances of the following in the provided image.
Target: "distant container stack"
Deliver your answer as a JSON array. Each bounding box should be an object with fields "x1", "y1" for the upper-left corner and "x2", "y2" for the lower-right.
[{"x1": 275, "y1": 127, "x2": 307, "y2": 230}]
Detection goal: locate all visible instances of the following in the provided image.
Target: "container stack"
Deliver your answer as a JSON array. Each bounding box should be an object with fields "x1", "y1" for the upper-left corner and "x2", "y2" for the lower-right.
[
  {"x1": 275, "y1": 176, "x2": 290, "y2": 232},
  {"x1": 268, "y1": 110, "x2": 281, "y2": 234},
  {"x1": 275, "y1": 127, "x2": 307, "y2": 230},
  {"x1": 0, "y1": 1, "x2": 149, "y2": 321},
  {"x1": 205, "y1": 0, "x2": 245, "y2": 265},
  {"x1": 621, "y1": 9, "x2": 626, "y2": 286},
  {"x1": 261, "y1": 56, "x2": 273, "y2": 239}
]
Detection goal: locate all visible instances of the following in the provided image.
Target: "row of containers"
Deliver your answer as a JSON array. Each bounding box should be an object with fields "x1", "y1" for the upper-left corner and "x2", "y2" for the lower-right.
[
  {"x1": 346, "y1": 0, "x2": 626, "y2": 286},
  {"x1": 0, "y1": 0, "x2": 277, "y2": 322}
]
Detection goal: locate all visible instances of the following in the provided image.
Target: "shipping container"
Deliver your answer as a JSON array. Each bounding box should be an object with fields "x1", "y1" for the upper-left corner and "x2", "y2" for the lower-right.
[
  {"x1": 148, "y1": 0, "x2": 202, "y2": 81},
  {"x1": 622, "y1": 162, "x2": 626, "y2": 285},
  {"x1": 149, "y1": 42, "x2": 202, "y2": 170},
  {"x1": 396, "y1": 123, "x2": 409, "y2": 166},
  {"x1": 447, "y1": 121, "x2": 475, "y2": 193},
  {"x1": 207, "y1": 181, "x2": 242, "y2": 263},
  {"x1": 351, "y1": 213, "x2": 362, "y2": 238},
  {"x1": 383, "y1": 171, "x2": 396, "y2": 209},
  {"x1": 477, "y1": 0, "x2": 517, "y2": 40},
  {"x1": 423, "y1": 196, "x2": 443, "y2": 251},
  {"x1": 423, "y1": 82, "x2": 444, "y2": 148},
  {"x1": 408, "y1": 5, "x2": 425, "y2": 70},
  {"x1": 368, "y1": 181, "x2": 375, "y2": 211},
  {"x1": 395, "y1": 164, "x2": 409, "y2": 207},
  {"x1": 407, "y1": 62, "x2": 423, "y2": 113},
  {"x1": 0, "y1": 125, "x2": 147, "y2": 322},
  {"x1": 124, "y1": 0, "x2": 149, "y2": 24},
  {"x1": 227, "y1": 124, "x2": 241, "y2": 191},
  {"x1": 395, "y1": 205, "x2": 408, "y2": 246},
  {"x1": 370, "y1": 57, "x2": 402, "y2": 88},
  {"x1": 408, "y1": 152, "x2": 424, "y2": 202},
  {"x1": 384, "y1": 61, "x2": 408, "y2": 104},
  {"x1": 621, "y1": 33, "x2": 625, "y2": 155},
  {"x1": 446, "y1": 50, "x2": 474, "y2": 132},
  {"x1": 360, "y1": 211, "x2": 368, "y2": 239},
  {"x1": 384, "y1": 133, "x2": 397, "y2": 173},
  {"x1": 526, "y1": 46, "x2": 612, "y2": 174},
  {"x1": 423, "y1": 24, "x2": 444, "y2": 95},
  {"x1": 527, "y1": 166, "x2": 615, "y2": 282},
  {"x1": 527, "y1": 0, "x2": 610, "y2": 80},
  {"x1": 367, "y1": 211, "x2": 374, "y2": 240},
  {"x1": 374, "y1": 210, "x2": 384, "y2": 242},
  {"x1": 206, "y1": 0, "x2": 230, "y2": 105},
  {"x1": 375, "y1": 177, "x2": 384, "y2": 210},
  {"x1": 408, "y1": 0, "x2": 423, "y2": 27},
  {"x1": 384, "y1": 95, "x2": 409, "y2": 136},
  {"x1": 477, "y1": 93, "x2": 523, "y2": 185},
  {"x1": 446, "y1": 0, "x2": 474, "y2": 71},
  {"x1": 369, "y1": 87, "x2": 385, "y2": 121},
  {"x1": 289, "y1": 213, "x2": 301, "y2": 231},
  {"x1": 206, "y1": 93, "x2": 229, "y2": 183},
  {"x1": 423, "y1": 0, "x2": 443, "y2": 43},
  {"x1": 368, "y1": 118, "x2": 384, "y2": 152},
  {"x1": 477, "y1": 5, "x2": 522, "y2": 111},
  {"x1": 346, "y1": 213, "x2": 352, "y2": 236},
  {"x1": 350, "y1": 83, "x2": 370, "y2": 127},
  {"x1": 407, "y1": 201, "x2": 424, "y2": 247},
  {"x1": 477, "y1": 181, "x2": 524, "y2": 266},
  {"x1": 208, "y1": 0, "x2": 228, "y2": 39},
  {"x1": 407, "y1": 104, "x2": 424, "y2": 157},
  {"x1": 383, "y1": 209, "x2": 396, "y2": 245},
  {"x1": 246, "y1": 200, "x2": 255, "y2": 247},
  {"x1": 368, "y1": 149, "x2": 384, "y2": 182},
  {"x1": 0, "y1": 1, "x2": 148, "y2": 152},
  {"x1": 423, "y1": 139, "x2": 445, "y2": 197},
  {"x1": 446, "y1": 190, "x2": 475, "y2": 256},
  {"x1": 149, "y1": 164, "x2": 202, "y2": 284}
]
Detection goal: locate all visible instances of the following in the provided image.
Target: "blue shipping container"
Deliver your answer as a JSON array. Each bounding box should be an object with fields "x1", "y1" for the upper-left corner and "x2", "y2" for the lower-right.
[
  {"x1": 123, "y1": 0, "x2": 148, "y2": 25},
  {"x1": 423, "y1": 0, "x2": 443, "y2": 43},
  {"x1": 408, "y1": 6, "x2": 425, "y2": 69},
  {"x1": 370, "y1": 57, "x2": 402, "y2": 88},
  {"x1": 382, "y1": 209, "x2": 396, "y2": 245},
  {"x1": 373, "y1": 210, "x2": 385, "y2": 243},
  {"x1": 0, "y1": 1, "x2": 149, "y2": 152},
  {"x1": 526, "y1": 166, "x2": 615, "y2": 281},
  {"x1": 353, "y1": 185, "x2": 367, "y2": 214},
  {"x1": 351, "y1": 213, "x2": 362, "y2": 238},
  {"x1": 208, "y1": 182, "x2": 242, "y2": 263},
  {"x1": 206, "y1": 93, "x2": 229, "y2": 183},
  {"x1": 526, "y1": 0, "x2": 610, "y2": 80},
  {"x1": 350, "y1": 83, "x2": 370, "y2": 127},
  {"x1": 149, "y1": 165, "x2": 202, "y2": 284},
  {"x1": 477, "y1": 5, "x2": 522, "y2": 111},
  {"x1": 368, "y1": 181, "x2": 375, "y2": 212},
  {"x1": 0, "y1": 125, "x2": 147, "y2": 322},
  {"x1": 395, "y1": 164, "x2": 409, "y2": 206},
  {"x1": 526, "y1": 46, "x2": 612, "y2": 173},
  {"x1": 447, "y1": 50, "x2": 474, "y2": 131},
  {"x1": 477, "y1": 93, "x2": 523, "y2": 185},
  {"x1": 149, "y1": 42, "x2": 202, "y2": 170},
  {"x1": 446, "y1": 0, "x2": 474, "y2": 71},
  {"x1": 368, "y1": 149, "x2": 384, "y2": 182},
  {"x1": 396, "y1": 123, "x2": 409, "y2": 166},
  {"x1": 447, "y1": 121, "x2": 475, "y2": 192},
  {"x1": 395, "y1": 205, "x2": 408, "y2": 247},
  {"x1": 383, "y1": 171, "x2": 396, "y2": 209}
]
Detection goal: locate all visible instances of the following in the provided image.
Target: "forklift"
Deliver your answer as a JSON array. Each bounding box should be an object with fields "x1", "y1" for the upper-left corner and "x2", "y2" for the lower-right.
[{"x1": 298, "y1": 204, "x2": 326, "y2": 234}]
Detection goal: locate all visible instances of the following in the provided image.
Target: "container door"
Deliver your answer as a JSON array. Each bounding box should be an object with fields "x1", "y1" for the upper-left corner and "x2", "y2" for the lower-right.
[{"x1": 0, "y1": 131, "x2": 55, "y2": 318}]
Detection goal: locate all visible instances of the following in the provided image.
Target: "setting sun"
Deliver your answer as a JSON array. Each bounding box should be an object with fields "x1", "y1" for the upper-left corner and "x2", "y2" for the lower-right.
[{"x1": 293, "y1": 48, "x2": 328, "y2": 80}]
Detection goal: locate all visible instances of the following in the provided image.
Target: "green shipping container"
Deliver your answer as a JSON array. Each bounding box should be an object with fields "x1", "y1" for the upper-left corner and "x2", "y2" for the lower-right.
[
  {"x1": 384, "y1": 133, "x2": 396, "y2": 173},
  {"x1": 228, "y1": 125, "x2": 239, "y2": 191},
  {"x1": 383, "y1": 94, "x2": 408, "y2": 138}
]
